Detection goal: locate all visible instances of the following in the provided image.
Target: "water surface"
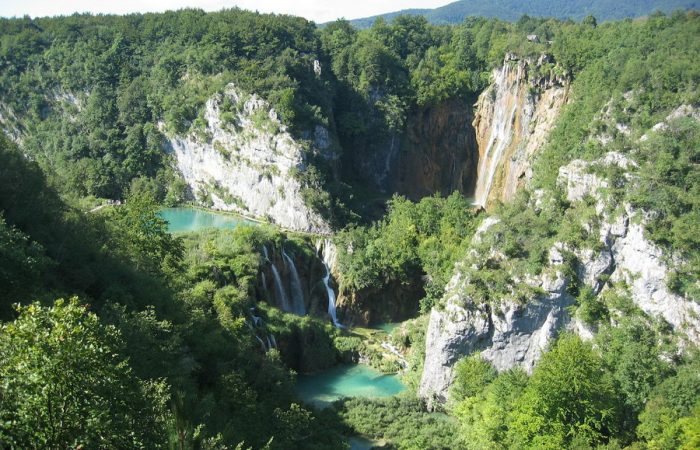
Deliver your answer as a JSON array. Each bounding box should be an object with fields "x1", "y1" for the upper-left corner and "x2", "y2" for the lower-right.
[
  {"x1": 296, "y1": 364, "x2": 405, "y2": 407},
  {"x1": 372, "y1": 322, "x2": 400, "y2": 334},
  {"x1": 159, "y1": 207, "x2": 254, "y2": 233}
]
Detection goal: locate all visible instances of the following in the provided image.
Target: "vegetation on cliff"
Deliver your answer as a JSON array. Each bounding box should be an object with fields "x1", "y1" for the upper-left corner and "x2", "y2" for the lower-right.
[{"x1": 0, "y1": 6, "x2": 698, "y2": 450}]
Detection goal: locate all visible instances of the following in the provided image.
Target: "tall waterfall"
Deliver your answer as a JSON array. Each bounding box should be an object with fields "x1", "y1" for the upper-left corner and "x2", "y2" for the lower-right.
[
  {"x1": 473, "y1": 63, "x2": 522, "y2": 206},
  {"x1": 318, "y1": 239, "x2": 342, "y2": 327},
  {"x1": 471, "y1": 55, "x2": 568, "y2": 207},
  {"x1": 282, "y1": 250, "x2": 306, "y2": 316}
]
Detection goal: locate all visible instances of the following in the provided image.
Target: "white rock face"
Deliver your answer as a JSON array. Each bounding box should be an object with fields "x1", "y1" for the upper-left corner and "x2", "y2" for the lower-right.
[
  {"x1": 559, "y1": 153, "x2": 700, "y2": 343},
  {"x1": 610, "y1": 222, "x2": 700, "y2": 342},
  {"x1": 166, "y1": 84, "x2": 330, "y2": 234},
  {"x1": 419, "y1": 269, "x2": 574, "y2": 407},
  {"x1": 419, "y1": 150, "x2": 700, "y2": 407}
]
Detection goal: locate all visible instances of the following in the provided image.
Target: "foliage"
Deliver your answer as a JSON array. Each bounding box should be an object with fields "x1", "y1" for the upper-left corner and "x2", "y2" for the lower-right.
[
  {"x1": 336, "y1": 193, "x2": 479, "y2": 312},
  {"x1": 349, "y1": 0, "x2": 697, "y2": 27},
  {"x1": 450, "y1": 354, "x2": 498, "y2": 403},
  {"x1": 0, "y1": 299, "x2": 170, "y2": 449},
  {"x1": 337, "y1": 396, "x2": 461, "y2": 450},
  {"x1": 507, "y1": 335, "x2": 622, "y2": 449}
]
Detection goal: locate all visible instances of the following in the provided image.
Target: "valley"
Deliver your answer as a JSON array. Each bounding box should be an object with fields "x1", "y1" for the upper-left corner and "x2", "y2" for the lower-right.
[{"x1": 0, "y1": 5, "x2": 698, "y2": 450}]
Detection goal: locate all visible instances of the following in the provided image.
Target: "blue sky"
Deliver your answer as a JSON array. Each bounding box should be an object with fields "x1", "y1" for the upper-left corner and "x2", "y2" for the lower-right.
[{"x1": 0, "y1": 0, "x2": 453, "y2": 23}]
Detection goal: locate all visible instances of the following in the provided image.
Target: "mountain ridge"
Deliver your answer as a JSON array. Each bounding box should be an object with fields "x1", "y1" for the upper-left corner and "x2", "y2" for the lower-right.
[{"x1": 345, "y1": 0, "x2": 700, "y2": 28}]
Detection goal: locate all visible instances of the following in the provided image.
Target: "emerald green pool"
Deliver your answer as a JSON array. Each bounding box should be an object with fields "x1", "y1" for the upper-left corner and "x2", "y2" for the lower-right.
[
  {"x1": 372, "y1": 322, "x2": 401, "y2": 334},
  {"x1": 296, "y1": 364, "x2": 405, "y2": 407},
  {"x1": 158, "y1": 207, "x2": 254, "y2": 233}
]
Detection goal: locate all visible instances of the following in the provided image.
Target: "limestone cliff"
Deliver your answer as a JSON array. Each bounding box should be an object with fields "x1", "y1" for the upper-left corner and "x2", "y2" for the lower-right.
[
  {"x1": 165, "y1": 84, "x2": 331, "y2": 234},
  {"x1": 388, "y1": 98, "x2": 478, "y2": 200},
  {"x1": 473, "y1": 54, "x2": 568, "y2": 207},
  {"x1": 419, "y1": 149, "x2": 700, "y2": 407},
  {"x1": 347, "y1": 97, "x2": 478, "y2": 202}
]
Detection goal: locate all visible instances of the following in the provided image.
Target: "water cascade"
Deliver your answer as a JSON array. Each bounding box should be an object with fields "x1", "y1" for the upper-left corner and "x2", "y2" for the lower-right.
[
  {"x1": 318, "y1": 239, "x2": 342, "y2": 327},
  {"x1": 270, "y1": 263, "x2": 292, "y2": 312},
  {"x1": 282, "y1": 249, "x2": 306, "y2": 315},
  {"x1": 473, "y1": 63, "x2": 522, "y2": 206},
  {"x1": 254, "y1": 335, "x2": 266, "y2": 351}
]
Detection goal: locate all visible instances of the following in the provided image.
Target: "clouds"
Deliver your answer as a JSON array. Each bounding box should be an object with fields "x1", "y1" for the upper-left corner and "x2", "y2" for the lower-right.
[{"x1": 0, "y1": 0, "x2": 452, "y2": 22}]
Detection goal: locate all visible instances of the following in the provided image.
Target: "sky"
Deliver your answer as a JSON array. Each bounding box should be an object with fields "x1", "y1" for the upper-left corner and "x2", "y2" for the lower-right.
[{"x1": 0, "y1": 0, "x2": 454, "y2": 23}]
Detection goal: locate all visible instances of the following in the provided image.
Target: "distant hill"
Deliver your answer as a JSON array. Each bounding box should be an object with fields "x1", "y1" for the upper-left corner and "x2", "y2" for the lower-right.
[{"x1": 347, "y1": 0, "x2": 700, "y2": 28}]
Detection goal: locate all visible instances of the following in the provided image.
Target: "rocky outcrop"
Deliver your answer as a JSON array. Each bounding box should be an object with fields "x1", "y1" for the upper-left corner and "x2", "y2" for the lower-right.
[
  {"x1": 165, "y1": 84, "x2": 331, "y2": 234},
  {"x1": 419, "y1": 151, "x2": 700, "y2": 407},
  {"x1": 559, "y1": 153, "x2": 700, "y2": 343},
  {"x1": 473, "y1": 54, "x2": 568, "y2": 207},
  {"x1": 418, "y1": 262, "x2": 575, "y2": 407}
]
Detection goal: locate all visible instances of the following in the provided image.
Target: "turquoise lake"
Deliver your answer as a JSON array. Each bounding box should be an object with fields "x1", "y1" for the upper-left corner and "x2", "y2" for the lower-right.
[
  {"x1": 296, "y1": 364, "x2": 405, "y2": 407},
  {"x1": 372, "y1": 322, "x2": 401, "y2": 334},
  {"x1": 158, "y1": 207, "x2": 254, "y2": 233}
]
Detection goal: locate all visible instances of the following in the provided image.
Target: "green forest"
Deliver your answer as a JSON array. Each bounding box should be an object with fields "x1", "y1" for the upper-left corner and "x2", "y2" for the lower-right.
[{"x1": 1, "y1": 5, "x2": 699, "y2": 450}]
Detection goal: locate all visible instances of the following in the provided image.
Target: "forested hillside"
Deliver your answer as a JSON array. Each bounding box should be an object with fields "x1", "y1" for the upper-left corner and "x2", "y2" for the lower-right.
[
  {"x1": 349, "y1": 0, "x2": 699, "y2": 28},
  {"x1": 1, "y1": 6, "x2": 699, "y2": 450}
]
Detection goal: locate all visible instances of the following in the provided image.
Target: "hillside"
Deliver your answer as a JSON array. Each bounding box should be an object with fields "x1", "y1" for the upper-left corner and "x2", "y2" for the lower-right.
[
  {"x1": 349, "y1": 0, "x2": 699, "y2": 28},
  {"x1": 0, "y1": 7, "x2": 699, "y2": 450}
]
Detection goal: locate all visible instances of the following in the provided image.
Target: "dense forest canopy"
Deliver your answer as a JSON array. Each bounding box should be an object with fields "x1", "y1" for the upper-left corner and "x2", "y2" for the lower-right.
[{"x1": 0, "y1": 5, "x2": 699, "y2": 450}]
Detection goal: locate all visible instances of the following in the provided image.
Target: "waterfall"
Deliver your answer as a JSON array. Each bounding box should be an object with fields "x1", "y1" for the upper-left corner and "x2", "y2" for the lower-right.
[
  {"x1": 379, "y1": 134, "x2": 399, "y2": 186},
  {"x1": 270, "y1": 263, "x2": 292, "y2": 313},
  {"x1": 266, "y1": 335, "x2": 273, "y2": 350},
  {"x1": 254, "y1": 335, "x2": 267, "y2": 351},
  {"x1": 474, "y1": 63, "x2": 522, "y2": 207},
  {"x1": 270, "y1": 334, "x2": 277, "y2": 349},
  {"x1": 282, "y1": 249, "x2": 306, "y2": 316},
  {"x1": 318, "y1": 239, "x2": 342, "y2": 327}
]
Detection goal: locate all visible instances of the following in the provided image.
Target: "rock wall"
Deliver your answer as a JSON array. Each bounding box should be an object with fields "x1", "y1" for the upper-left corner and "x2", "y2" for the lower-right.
[
  {"x1": 418, "y1": 151, "x2": 700, "y2": 407},
  {"x1": 388, "y1": 98, "x2": 478, "y2": 200},
  {"x1": 473, "y1": 54, "x2": 568, "y2": 207},
  {"x1": 347, "y1": 97, "x2": 479, "y2": 202},
  {"x1": 165, "y1": 84, "x2": 331, "y2": 234},
  {"x1": 336, "y1": 280, "x2": 424, "y2": 327},
  {"x1": 418, "y1": 258, "x2": 575, "y2": 407}
]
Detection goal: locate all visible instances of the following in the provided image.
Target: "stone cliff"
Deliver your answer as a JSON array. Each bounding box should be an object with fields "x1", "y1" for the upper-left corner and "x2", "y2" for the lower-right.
[
  {"x1": 346, "y1": 97, "x2": 479, "y2": 202},
  {"x1": 165, "y1": 84, "x2": 331, "y2": 234},
  {"x1": 388, "y1": 98, "x2": 479, "y2": 200},
  {"x1": 419, "y1": 148, "x2": 700, "y2": 407}
]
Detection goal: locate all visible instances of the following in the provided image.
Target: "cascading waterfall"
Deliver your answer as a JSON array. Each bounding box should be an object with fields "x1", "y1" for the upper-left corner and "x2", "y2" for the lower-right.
[
  {"x1": 269, "y1": 334, "x2": 277, "y2": 349},
  {"x1": 473, "y1": 63, "x2": 522, "y2": 207},
  {"x1": 270, "y1": 263, "x2": 292, "y2": 313},
  {"x1": 318, "y1": 239, "x2": 342, "y2": 327},
  {"x1": 282, "y1": 249, "x2": 306, "y2": 316},
  {"x1": 254, "y1": 335, "x2": 266, "y2": 351}
]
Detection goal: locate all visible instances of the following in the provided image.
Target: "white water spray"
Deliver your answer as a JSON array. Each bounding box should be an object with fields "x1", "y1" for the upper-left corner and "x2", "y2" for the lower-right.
[
  {"x1": 474, "y1": 63, "x2": 523, "y2": 206},
  {"x1": 318, "y1": 239, "x2": 342, "y2": 327}
]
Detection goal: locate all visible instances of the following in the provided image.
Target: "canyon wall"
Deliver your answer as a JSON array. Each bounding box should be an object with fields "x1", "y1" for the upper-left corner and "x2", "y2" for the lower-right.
[
  {"x1": 388, "y1": 98, "x2": 479, "y2": 200},
  {"x1": 418, "y1": 150, "x2": 700, "y2": 407}
]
